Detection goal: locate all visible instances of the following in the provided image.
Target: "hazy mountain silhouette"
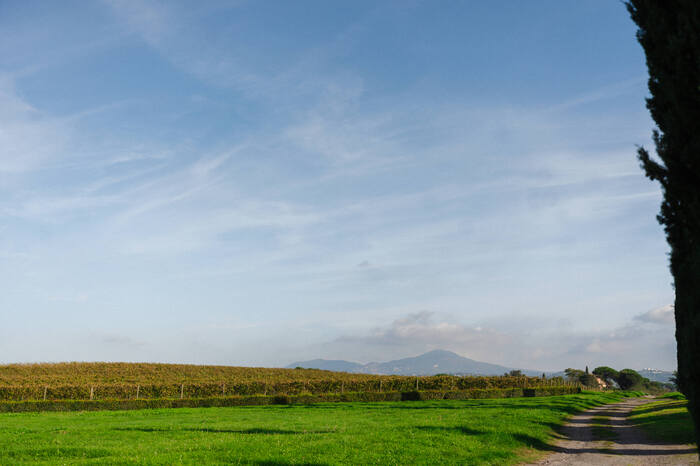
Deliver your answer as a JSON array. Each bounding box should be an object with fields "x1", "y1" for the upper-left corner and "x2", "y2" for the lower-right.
[
  {"x1": 287, "y1": 349, "x2": 542, "y2": 376},
  {"x1": 288, "y1": 359, "x2": 364, "y2": 372}
]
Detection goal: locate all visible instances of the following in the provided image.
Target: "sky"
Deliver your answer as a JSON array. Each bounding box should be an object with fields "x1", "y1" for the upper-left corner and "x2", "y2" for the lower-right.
[{"x1": 0, "y1": 1, "x2": 676, "y2": 371}]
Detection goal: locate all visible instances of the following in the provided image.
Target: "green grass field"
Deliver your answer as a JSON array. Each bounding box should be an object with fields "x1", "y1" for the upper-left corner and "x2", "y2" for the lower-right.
[
  {"x1": 0, "y1": 392, "x2": 637, "y2": 465},
  {"x1": 629, "y1": 392, "x2": 697, "y2": 445}
]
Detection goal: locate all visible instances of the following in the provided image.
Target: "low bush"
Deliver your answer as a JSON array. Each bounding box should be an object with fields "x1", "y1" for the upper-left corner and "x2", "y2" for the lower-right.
[{"x1": 0, "y1": 386, "x2": 581, "y2": 413}]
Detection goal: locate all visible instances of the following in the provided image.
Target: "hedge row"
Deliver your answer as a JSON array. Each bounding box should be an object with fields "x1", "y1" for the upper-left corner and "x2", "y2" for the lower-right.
[
  {"x1": 0, "y1": 377, "x2": 578, "y2": 401},
  {"x1": 0, "y1": 386, "x2": 580, "y2": 413}
]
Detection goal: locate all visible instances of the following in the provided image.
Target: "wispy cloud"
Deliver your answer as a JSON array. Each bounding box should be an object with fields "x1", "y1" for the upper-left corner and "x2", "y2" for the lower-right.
[
  {"x1": 0, "y1": 76, "x2": 71, "y2": 173},
  {"x1": 547, "y1": 76, "x2": 647, "y2": 112},
  {"x1": 0, "y1": 1, "x2": 671, "y2": 369}
]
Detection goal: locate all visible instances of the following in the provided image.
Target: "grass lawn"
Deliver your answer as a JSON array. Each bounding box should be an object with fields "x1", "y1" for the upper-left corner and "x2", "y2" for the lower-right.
[
  {"x1": 629, "y1": 393, "x2": 697, "y2": 445},
  {"x1": 0, "y1": 392, "x2": 635, "y2": 465}
]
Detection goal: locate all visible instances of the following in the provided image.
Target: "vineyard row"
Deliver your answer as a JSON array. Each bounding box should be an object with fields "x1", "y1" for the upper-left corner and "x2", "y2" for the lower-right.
[{"x1": 0, "y1": 378, "x2": 580, "y2": 401}]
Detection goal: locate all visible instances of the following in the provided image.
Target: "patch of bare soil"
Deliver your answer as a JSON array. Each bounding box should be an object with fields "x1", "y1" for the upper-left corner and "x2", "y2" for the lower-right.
[{"x1": 527, "y1": 397, "x2": 698, "y2": 465}]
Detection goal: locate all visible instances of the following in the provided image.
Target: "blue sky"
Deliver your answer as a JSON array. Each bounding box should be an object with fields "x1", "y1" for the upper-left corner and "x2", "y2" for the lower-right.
[{"x1": 0, "y1": 1, "x2": 675, "y2": 371}]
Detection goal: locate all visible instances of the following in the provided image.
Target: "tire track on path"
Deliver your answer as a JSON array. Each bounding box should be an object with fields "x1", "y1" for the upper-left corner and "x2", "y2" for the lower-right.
[{"x1": 528, "y1": 397, "x2": 698, "y2": 465}]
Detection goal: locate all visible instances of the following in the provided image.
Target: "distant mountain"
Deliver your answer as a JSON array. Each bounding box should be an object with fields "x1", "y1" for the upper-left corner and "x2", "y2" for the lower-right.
[
  {"x1": 287, "y1": 350, "x2": 542, "y2": 377},
  {"x1": 288, "y1": 359, "x2": 364, "y2": 373}
]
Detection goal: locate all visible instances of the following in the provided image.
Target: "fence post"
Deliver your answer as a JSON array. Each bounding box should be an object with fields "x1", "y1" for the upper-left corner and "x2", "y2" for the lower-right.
[
  {"x1": 180, "y1": 384, "x2": 184, "y2": 399},
  {"x1": 136, "y1": 385, "x2": 140, "y2": 400},
  {"x1": 416, "y1": 377, "x2": 419, "y2": 390},
  {"x1": 379, "y1": 380, "x2": 382, "y2": 392},
  {"x1": 90, "y1": 386, "x2": 94, "y2": 400},
  {"x1": 222, "y1": 383, "x2": 225, "y2": 396},
  {"x1": 43, "y1": 386, "x2": 47, "y2": 401}
]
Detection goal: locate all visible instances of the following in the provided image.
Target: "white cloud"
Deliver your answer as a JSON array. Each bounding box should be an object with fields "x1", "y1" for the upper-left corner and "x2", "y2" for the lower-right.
[
  {"x1": 634, "y1": 304, "x2": 674, "y2": 325},
  {"x1": 313, "y1": 307, "x2": 677, "y2": 371}
]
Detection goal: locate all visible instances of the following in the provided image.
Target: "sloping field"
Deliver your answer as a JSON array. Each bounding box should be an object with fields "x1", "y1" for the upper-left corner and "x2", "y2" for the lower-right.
[
  {"x1": 0, "y1": 362, "x2": 377, "y2": 385},
  {"x1": 0, "y1": 362, "x2": 576, "y2": 402}
]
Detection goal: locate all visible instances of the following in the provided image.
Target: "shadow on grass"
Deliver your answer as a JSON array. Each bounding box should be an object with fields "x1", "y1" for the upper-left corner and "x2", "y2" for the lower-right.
[
  {"x1": 630, "y1": 411, "x2": 697, "y2": 445},
  {"x1": 357, "y1": 401, "x2": 597, "y2": 414},
  {"x1": 261, "y1": 396, "x2": 628, "y2": 417},
  {"x1": 411, "y1": 423, "x2": 693, "y2": 457},
  {"x1": 632, "y1": 401, "x2": 687, "y2": 417},
  {"x1": 511, "y1": 433, "x2": 698, "y2": 456},
  {"x1": 254, "y1": 461, "x2": 328, "y2": 466},
  {"x1": 113, "y1": 426, "x2": 333, "y2": 435},
  {"x1": 0, "y1": 447, "x2": 112, "y2": 459},
  {"x1": 418, "y1": 414, "x2": 699, "y2": 458},
  {"x1": 414, "y1": 425, "x2": 486, "y2": 436}
]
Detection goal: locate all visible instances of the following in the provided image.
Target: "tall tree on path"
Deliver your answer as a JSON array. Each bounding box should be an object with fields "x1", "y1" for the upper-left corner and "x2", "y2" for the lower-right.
[{"x1": 626, "y1": 0, "x2": 700, "y2": 444}]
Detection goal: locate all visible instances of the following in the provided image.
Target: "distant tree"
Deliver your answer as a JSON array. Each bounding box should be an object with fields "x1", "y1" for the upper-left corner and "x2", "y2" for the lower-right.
[
  {"x1": 670, "y1": 371, "x2": 681, "y2": 393},
  {"x1": 585, "y1": 366, "x2": 589, "y2": 375},
  {"x1": 617, "y1": 369, "x2": 644, "y2": 390},
  {"x1": 644, "y1": 380, "x2": 674, "y2": 395},
  {"x1": 508, "y1": 370, "x2": 523, "y2": 377},
  {"x1": 564, "y1": 368, "x2": 599, "y2": 387},
  {"x1": 626, "y1": 0, "x2": 700, "y2": 442},
  {"x1": 580, "y1": 373, "x2": 599, "y2": 388},
  {"x1": 593, "y1": 366, "x2": 620, "y2": 386},
  {"x1": 564, "y1": 368, "x2": 584, "y2": 382}
]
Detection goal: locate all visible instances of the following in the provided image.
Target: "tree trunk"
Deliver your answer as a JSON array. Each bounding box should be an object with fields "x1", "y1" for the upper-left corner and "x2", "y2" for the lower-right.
[{"x1": 673, "y1": 245, "x2": 700, "y2": 437}]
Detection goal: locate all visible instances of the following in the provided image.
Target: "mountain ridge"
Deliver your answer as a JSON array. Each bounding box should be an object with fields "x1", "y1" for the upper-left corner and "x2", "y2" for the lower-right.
[{"x1": 287, "y1": 349, "x2": 543, "y2": 377}]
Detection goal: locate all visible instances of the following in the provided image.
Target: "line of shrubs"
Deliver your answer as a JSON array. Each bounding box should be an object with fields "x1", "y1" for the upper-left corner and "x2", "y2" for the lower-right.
[
  {"x1": 565, "y1": 366, "x2": 675, "y2": 394},
  {"x1": 0, "y1": 386, "x2": 580, "y2": 413},
  {"x1": 0, "y1": 377, "x2": 577, "y2": 402}
]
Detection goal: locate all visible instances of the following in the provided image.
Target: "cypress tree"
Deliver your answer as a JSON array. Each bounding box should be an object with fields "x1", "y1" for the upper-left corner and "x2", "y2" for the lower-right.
[{"x1": 626, "y1": 0, "x2": 700, "y2": 443}]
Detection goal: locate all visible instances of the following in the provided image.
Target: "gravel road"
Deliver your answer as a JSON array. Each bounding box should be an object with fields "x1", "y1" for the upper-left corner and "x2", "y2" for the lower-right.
[{"x1": 528, "y1": 397, "x2": 698, "y2": 465}]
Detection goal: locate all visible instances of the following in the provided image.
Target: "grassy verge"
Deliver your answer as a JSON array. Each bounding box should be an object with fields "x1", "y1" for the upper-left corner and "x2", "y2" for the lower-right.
[
  {"x1": 628, "y1": 392, "x2": 697, "y2": 445},
  {"x1": 0, "y1": 391, "x2": 637, "y2": 465}
]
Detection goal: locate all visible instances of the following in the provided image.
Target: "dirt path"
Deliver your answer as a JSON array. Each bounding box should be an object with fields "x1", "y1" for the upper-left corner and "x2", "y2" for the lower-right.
[{"x1": 529, "y1": 397, "x2": 698, "y2": 465}]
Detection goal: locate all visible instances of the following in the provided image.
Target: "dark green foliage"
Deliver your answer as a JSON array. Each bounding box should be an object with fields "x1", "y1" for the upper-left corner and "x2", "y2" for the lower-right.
[
  {"x1": 579, "y1": 374, "x2": 599, "y2": 388},
  {"x1": 564, "y1": 368, "x2": 585, "y2": 382},
  {"x1": 565, "y1": 368, "x2": 599, "y2": 387},
  {"x1": 670, "y1": 371, "x2": 681, "y2": 392},
  {"x1": 617, "y1": 369, "x2": 644, "y2": 390},
  {"x1": 0, "y1": 373, "x2": 570, "y2": 402},
  {"x1": 583, "y1": 366, "x2": 673, "y2": 394},
  {"x1": 626, "y1": 0, "x2": 700, "y2": 444},
  {"x1": 593, "y1": 366, "x2": 620, "y2": 386},
  {"x1": 0, "y1": 387, "x2": 581, "y2": 413}
]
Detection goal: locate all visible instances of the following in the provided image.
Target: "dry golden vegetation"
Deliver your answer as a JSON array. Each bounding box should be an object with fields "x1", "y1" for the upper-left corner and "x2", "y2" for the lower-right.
[{"x1": 0, "y1": 362, "x2": 575, "y2": 402}]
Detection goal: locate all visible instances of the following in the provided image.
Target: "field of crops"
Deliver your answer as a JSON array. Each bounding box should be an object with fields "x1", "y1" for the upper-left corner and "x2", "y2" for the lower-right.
[{"x1": 0, "y1": 362, "x2": 576, "y2": 402}]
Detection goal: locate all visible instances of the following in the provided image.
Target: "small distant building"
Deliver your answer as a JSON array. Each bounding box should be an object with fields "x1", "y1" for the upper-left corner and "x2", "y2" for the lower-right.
[{"x1": 593, "y1": 375, "x2": 609, "y2": 389}]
